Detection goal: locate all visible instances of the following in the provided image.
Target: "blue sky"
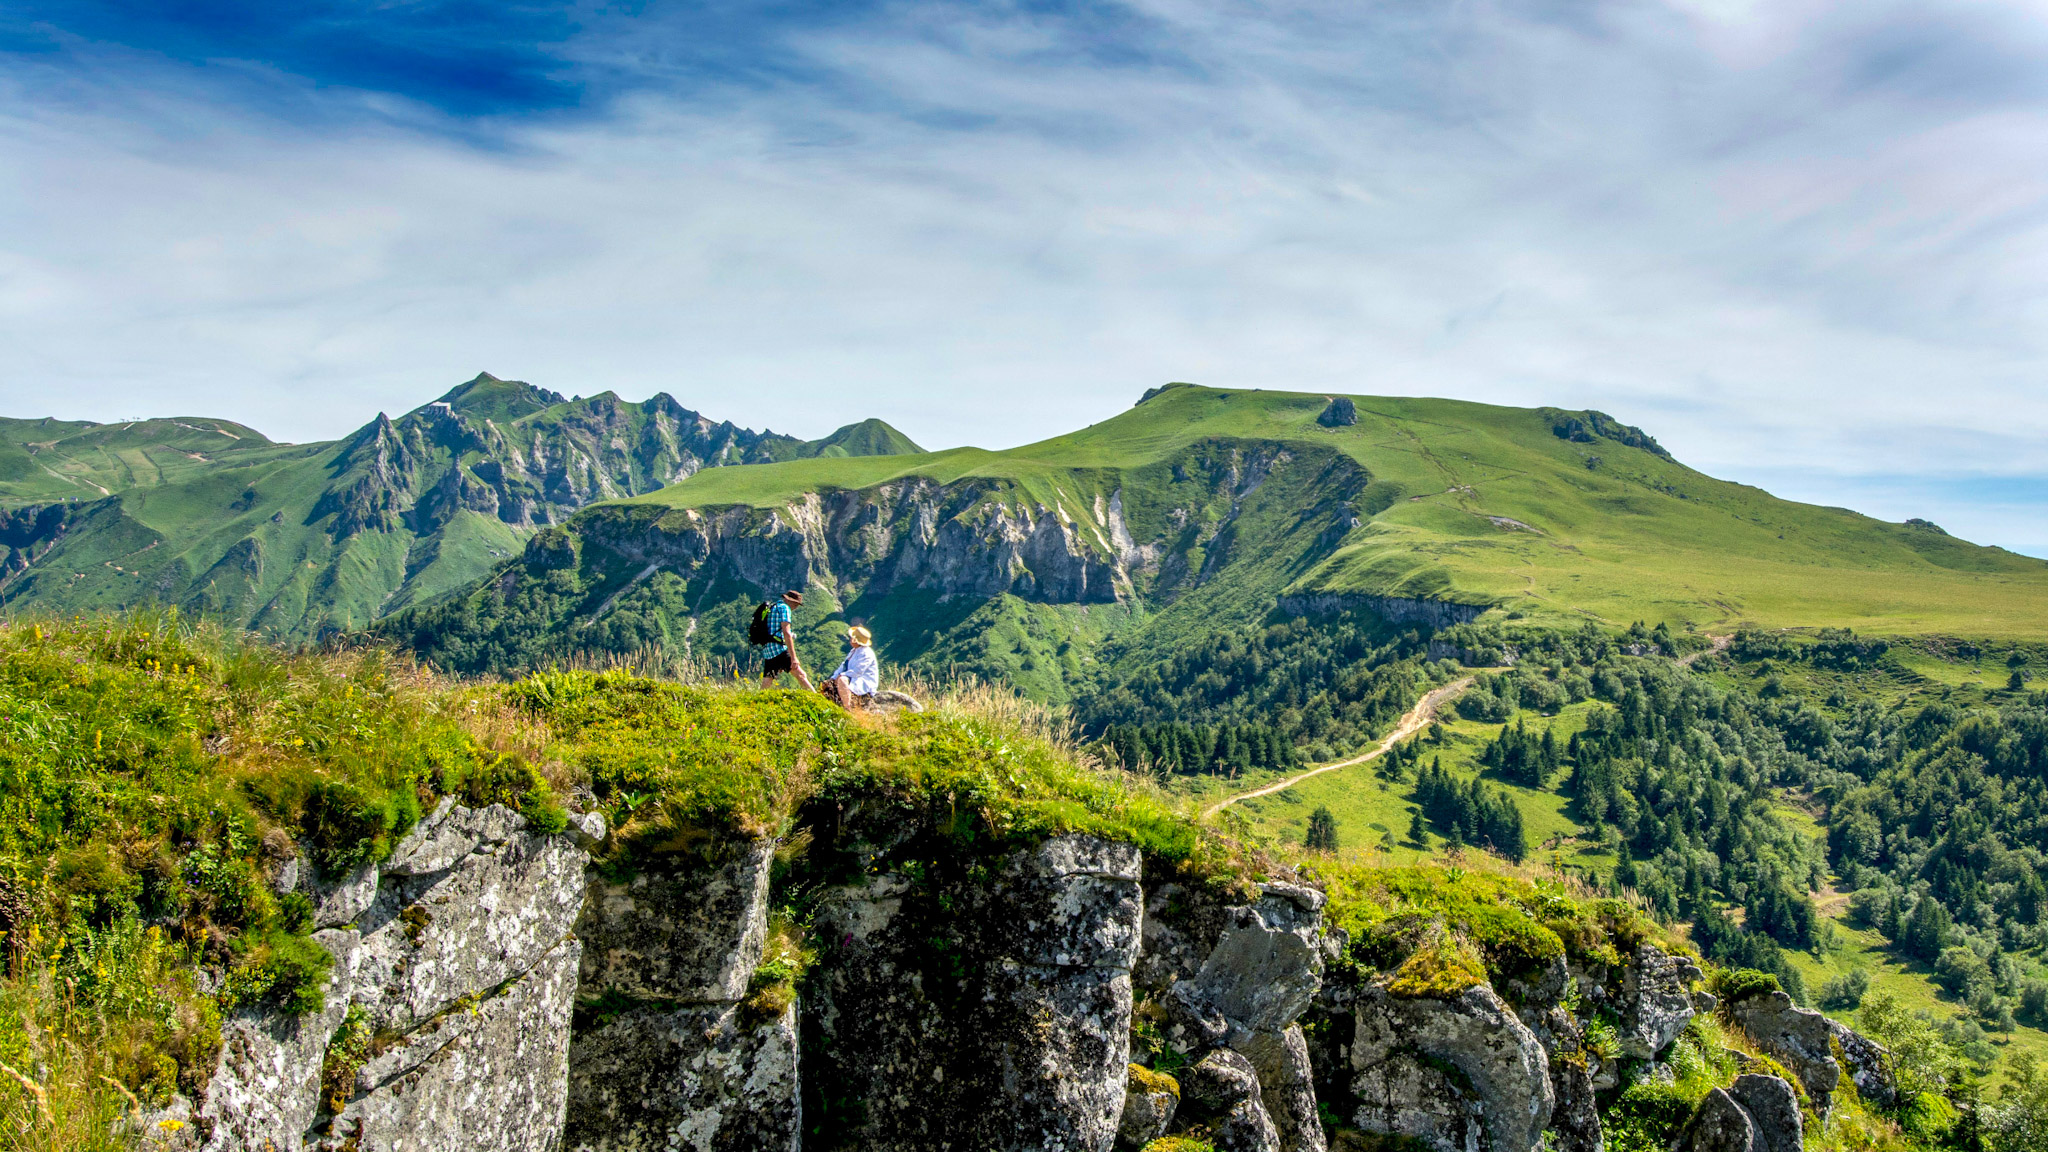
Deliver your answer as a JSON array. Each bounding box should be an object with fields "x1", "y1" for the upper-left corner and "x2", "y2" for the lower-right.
[{"x1": 2, "y1": 1, "x2": 2047, "y2": 556}]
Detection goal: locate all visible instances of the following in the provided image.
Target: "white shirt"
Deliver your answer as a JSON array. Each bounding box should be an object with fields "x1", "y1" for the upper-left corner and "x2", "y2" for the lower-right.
[{"x1": 830, "y1": 644, "x2": 879, "y2": 696}]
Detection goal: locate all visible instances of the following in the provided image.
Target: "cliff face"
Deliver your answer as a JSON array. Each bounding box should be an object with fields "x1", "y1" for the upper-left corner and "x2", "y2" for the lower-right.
[
  {"x1": 149, "y1": 799, "x2": 1867, "y2": 1152},
  {"x1": 392, "y1": 436, "x2": 1494, "y2": 684}
]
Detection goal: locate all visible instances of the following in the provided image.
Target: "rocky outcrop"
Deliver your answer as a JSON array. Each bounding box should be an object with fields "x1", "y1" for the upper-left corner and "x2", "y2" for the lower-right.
[
  {"x1": 1142, "y1": 881, "x2": 1328, "y2": 1152},
  {"x1": 1729, "y1": 1074, "x2": 1802, "y2": 1152},
  {"x1": 1617, "y1": 944, "x2": 1706, "y2": 1059},
  {"x1": 186, "y1": 801, "x2": 1890, "y2": 1152},
  {"x1": 1279, "y1": 593, "x2": 1488, "y2": 629},
  {"x1": 1726, "y1": 991, "x2": 1841, "y2": 1107},
  {"x1": 564, "y1": 839, "x2": 799, "y2": 1152},
  {"x1": 804, "y1": 833, "x2": 1143, "y2": 1151},
  {"x1": 1345, "y1": 981, "x2": 1554, "y2": 1152},
  {"x1": 197, "y1": 802, "x2": 592, "y2": 1152},
  {"x1": 197, "y1": 929, "x2": 361, "y2": 1151},
  {"x1": 1830, "y1": 1020, "x2": 1899, "y2": 1107}
]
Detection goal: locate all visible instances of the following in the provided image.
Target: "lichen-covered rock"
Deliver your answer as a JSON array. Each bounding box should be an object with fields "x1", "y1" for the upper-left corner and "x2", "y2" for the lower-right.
[
  {"x1": 311, "y1": 862, "x2": 379, "y2": 930},
  {"x1": 194, "y1": 922, "x2": 356, "y2": 1147},
  {"x1": 1675, "y1": 1088, "x2": 1760, "y2": 1152},
  {"x1": 1546, "y1": 1057, "x2": 1603, "y2": 1152},
  {"x1": 318, "y1": 936, "x2": 580, "y2": 1152},
  {"x1": 198, "y1": 928, "x2": 360, "y2": 1152},
  {"x1": 1726, "y1": 991, "x2": 1840, "y2": 1107},
  {"x1": 1347, "y1": 981, "x2": 1554, "y2": 1152},
  {"x1": 564, "y1": 1000, "x2": 801, "y2": 1152},
  {"x1": 804, "y1": 833, "x2": 1142, "y2": 1152},
  {"x1": 1241, "y1": 1024, "x2": 1326, "y2": 1152},
  {"x1": 1165, "y1": 884, "x2": 1326, "y2": 1049},
  {"x1": 1729, "y1": 1074, "x2": 1801, "y2": 1152},
  {"x1": 1184, "y1": 1049, "x2": 1283, "y2": 1152},
  {"x1": 1118, "y1": 1065, "x2": 1180, "y2": 1149},
  {"x1": 576, "y1": 839, "x2": 775, "y2": 1002},
  {"x1": 1618, "y1": 944, "x2": 1703, "y2": 1059},
  {"x1": 350, "y1": 804, "x2": 588, "y2": 1035},
  {"x1": 1830, "y1": 1021, "x2": 1899, "y2": 1108},
  {"x1": 201, "y1": 803, "x2": 591, "y2": 1152}
]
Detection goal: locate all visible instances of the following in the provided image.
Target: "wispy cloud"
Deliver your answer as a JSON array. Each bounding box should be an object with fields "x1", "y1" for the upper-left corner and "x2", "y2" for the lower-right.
[{"x1": 2, "y1": 0, "x2": 2046, "y2": 553}]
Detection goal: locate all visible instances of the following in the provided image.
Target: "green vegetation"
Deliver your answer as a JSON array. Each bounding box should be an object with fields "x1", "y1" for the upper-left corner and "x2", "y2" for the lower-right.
[
  {"x1": 0, "y1": 611, "x2": 566, "y2": 1141},
  {"x1": 616, "y1": 383, "x2": 2048, "y2": 638},
  {"x1": 0, "y1": 374, "x2": 921, "y2": 641}
]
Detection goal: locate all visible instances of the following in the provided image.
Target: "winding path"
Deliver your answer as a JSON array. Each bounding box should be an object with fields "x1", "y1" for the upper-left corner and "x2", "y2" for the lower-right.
[{"x1": 1203, "y1": 676, "x2": 1475, "y2": 818}]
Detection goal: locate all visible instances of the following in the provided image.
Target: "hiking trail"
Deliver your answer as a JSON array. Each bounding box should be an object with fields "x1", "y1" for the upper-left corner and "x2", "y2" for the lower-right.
[{"x1": 1203, "y1": 675, "x2": 1475, "y2": 818}]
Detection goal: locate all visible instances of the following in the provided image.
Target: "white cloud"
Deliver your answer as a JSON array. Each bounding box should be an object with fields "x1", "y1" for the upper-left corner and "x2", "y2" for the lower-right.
[{"x1": 1, "y1": 0, "x2": 2047, "y2": 551}]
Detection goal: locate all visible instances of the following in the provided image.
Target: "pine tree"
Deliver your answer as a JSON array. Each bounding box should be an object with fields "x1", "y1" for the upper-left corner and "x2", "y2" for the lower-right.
[
  {"x1": 1408, "y1": 810, "x2": 1429, "y2": 847},
  {"x1": 1305, "y1": 806, "x2": 1339, "y2": 852}
]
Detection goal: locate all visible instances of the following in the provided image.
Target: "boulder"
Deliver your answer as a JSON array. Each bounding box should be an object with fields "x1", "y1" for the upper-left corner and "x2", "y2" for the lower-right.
[
  {"x1": 1618, "y1": 944, "x2": 1703, "y2": 1059},
  {"x1": 1184, "y1": 1049, "x2": 1283, "y2": 1152},
  {"x1": 1726, "y1": 992, "x2": 1841, "y2": 1107},
  {"x1": 1117, "y1": 1065, "x2": 1180, "y2": 1149},
  {"x1": 1729, "y1": 1075, "x2": 1802, "y2": 1152},
  {"x1": 1164, "y1": 884, "x2": 1326, "y2": 1048},
  {"x1": 1347, "y1": 981, "x2": 1554, "y2": 1152},
  {"x1": 1675, "y1": 1088, "x2": 1760, "y2": 1152},
  {"x1": 564, "y1": 1000, "x2": 801, "y2": 1152}
]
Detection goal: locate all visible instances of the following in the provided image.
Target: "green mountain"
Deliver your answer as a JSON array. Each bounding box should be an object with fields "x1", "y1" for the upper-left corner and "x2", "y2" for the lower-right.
[
  {"x1": 379, "y1": 383, "x2": 2048, "y2": 728},
  {"x1": 0, "y1": 373, "x2": 924, "y2": 638}
]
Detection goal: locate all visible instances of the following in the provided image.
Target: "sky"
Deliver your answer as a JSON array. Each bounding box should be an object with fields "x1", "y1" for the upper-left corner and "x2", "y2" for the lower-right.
[{"x1": 1, "y1": 1, "x2": 2046, "y2": 555}]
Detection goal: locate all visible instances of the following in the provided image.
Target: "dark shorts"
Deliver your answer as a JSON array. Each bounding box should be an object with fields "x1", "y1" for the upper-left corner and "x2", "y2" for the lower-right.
[{"x1": 763, "y1": 651, "x2": 794, "y2": 676}]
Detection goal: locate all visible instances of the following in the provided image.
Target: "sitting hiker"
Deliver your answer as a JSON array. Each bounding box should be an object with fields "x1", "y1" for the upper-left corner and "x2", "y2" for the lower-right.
[
  {"x1": 820, "y1": 625, "x2": 879, "y2": 711},
  {"x1": 758, "y1": 590, "x2": 814, "y2": 691}
]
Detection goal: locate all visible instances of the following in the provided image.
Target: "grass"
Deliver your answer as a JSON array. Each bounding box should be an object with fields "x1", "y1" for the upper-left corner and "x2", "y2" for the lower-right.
[
  {"x1": 621, "y1": 384, "x2": 2048, "y2": 641},
  {"x1": 0, "y1": 613, "x2": 1255, "y2": 1150},
  {"x1": 1230, "y1": 700, "x2": 1610, "y2": 877}
]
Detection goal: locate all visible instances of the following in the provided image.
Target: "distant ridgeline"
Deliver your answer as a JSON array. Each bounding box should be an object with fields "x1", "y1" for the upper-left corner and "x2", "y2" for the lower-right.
[
  {"x1": 0, "y1": 373, "x2": 922, "y2": 639},
  {"x1": 362, "y1": 383, "x2": 2048, "y2": 764}
]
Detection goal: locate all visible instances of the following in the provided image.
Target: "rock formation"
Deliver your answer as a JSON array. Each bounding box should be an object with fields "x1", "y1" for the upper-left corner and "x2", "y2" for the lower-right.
[{"x1": 173, "y1": 800, "x2": 1885, "y2": 1152}]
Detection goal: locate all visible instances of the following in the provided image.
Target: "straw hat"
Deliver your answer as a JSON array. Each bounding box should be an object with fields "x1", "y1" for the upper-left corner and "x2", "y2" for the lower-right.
[{"x1": 848, "y1": 625, "x2": 873, "y2": 646}]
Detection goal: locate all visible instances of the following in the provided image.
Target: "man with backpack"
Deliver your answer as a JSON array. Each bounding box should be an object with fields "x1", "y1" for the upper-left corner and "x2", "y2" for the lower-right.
[{"x1": 751, "y1": 590, "x2": 813, "y2": 690}]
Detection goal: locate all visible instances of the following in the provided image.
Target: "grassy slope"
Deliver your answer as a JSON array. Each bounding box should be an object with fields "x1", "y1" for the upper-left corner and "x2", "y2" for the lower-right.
[
  {"x1": 0, "y1": 416, "x2": 295, "y2": 505},
  {"x1": 624, "y1": 384, "x2": 2048, "y2": 639},
  {"x1": 1230, "y1": 700, "x2": 1606, "y2": 871}
]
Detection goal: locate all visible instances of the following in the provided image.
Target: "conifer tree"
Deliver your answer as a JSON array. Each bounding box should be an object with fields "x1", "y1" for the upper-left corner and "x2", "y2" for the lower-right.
[{"x1": 1305, "y1": 806, "x2": 1339, "y2": 852}]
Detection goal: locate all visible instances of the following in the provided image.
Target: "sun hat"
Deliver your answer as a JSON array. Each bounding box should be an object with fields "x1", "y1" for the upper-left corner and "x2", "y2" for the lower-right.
[
  {"x1": 848, "y1": 625, "x2": 873, "y2": 646},
  {"x1": 782, "y1": 590, "x2": 803, "y2": 606}
]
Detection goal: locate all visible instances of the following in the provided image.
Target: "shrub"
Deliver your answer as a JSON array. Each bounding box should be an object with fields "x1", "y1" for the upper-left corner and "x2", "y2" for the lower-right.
[
  {"x1": 1708, "y1": 968, "x2": 1781, "y2": 1007},
  {"x1": 1819, "y1": 969, "x2": 1871, "y2": 1012}
]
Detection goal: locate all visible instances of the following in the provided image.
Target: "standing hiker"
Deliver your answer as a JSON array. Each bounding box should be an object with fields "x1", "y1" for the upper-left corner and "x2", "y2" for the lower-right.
[
  {"x1": 820, "y1": 625, "x2": 879, "y2": 711},
  {"x1": 754, "y1": 590, "x2": 813, "y2": 691}
]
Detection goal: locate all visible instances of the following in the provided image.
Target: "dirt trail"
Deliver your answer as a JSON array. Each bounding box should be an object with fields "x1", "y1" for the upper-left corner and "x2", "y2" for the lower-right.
[
  {"x1": 1677, "y1": 634, "x2": 1733, "y2": 667},
  {"x1": 1203, "y1": 676, "x2": 1475, "y2": 818}
]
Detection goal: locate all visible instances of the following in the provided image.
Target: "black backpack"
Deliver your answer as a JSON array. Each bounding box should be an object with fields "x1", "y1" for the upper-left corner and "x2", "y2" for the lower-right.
[{"x1": 748, "y1": 603, "x2": 774, "y2": 646}]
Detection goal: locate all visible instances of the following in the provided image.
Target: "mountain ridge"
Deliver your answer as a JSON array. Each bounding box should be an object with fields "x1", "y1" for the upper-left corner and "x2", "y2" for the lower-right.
[
  {"x1": 378, "y1": 384, "x2": 2048, "y2": 736},
  {"x1": 0, "y1": 373, "x2": 925, "y2": 637}
]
